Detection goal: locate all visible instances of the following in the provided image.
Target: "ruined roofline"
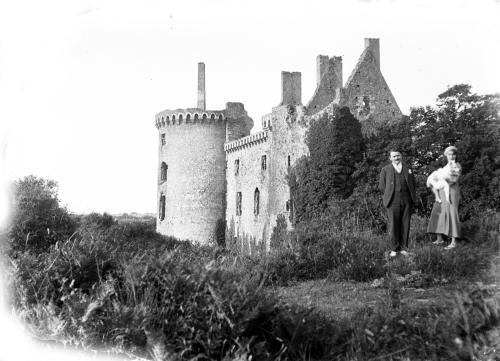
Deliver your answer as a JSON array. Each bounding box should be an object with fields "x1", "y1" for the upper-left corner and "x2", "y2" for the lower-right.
[
  {"x1": 344, "y1": 47, "x2": 375, "y2": 90},
  {"x1": 155, "y1": 109, "x2": 226, "y2": 128},
  {"x1": 343, "y1": 38, "x2": 402, "y2": 115},
  {"x1": 344, "y1": 38, "x2": 382, "y2": 89},
  {"x1": 305, "y1": 55, "x2": 343, "y2": 111},
  {"x1": 224, "y1": 130, "x2": 269, "y2": 153}
]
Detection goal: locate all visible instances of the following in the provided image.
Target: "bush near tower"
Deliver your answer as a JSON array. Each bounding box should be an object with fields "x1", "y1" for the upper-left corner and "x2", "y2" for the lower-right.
[{"x1": 7, "y1": 175, "x2": 77, "y2": 254}]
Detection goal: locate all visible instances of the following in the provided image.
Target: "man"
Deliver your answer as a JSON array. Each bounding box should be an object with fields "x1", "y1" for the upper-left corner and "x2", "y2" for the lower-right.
[{"x1": 379, "y1": 150, "x2": 417, "y2": 257}]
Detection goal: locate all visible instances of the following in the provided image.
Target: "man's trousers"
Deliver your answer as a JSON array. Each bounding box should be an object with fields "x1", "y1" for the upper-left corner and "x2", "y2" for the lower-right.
[{"x1": 386, "y1": 191, "x2": 412, "y2": 252}]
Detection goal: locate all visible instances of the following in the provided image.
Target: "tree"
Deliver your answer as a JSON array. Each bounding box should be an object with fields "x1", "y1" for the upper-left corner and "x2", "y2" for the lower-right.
[
  {"x1": 408, "y1": 84, "x2": 500, "y2": 218},
  {"x1": 289, "y1": 107, "x2": 365, "y2": 223},
  {"x1": 351, "y1": 84, "x2": 500, "y2": 220},
  {"x1": 8, "y1": 175, "x2": 76, "y2": 253}
]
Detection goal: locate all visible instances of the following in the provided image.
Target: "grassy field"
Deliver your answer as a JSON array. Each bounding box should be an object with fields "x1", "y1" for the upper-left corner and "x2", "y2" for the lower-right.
[
  {"x1": 276, "y1": 279, "x2": 458, "y2": 320},
  {"x1": 276, "y1": 239, "x2": 500, "y2": 320},
  {"x1": 3, "y1": 211, "x2": 500, "y2": 360},
  {"x1": 274, "y1": 239, "x2": 500, "y2": 360}
]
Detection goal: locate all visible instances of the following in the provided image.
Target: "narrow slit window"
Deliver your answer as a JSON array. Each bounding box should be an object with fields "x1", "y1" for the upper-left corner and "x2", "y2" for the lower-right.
[
  {"x1": 261, "y1": 155, "x2": 267, "y2": 170},
  {"x1": 235, "y1": 159, "x2": 240, "y2": 176},
  {"x1": 161, "y1": 133, "x2": 166, "y2": 146},
  {"x1": 160, "y1": 162, "x2": 168, "y2": 183},
  {"x1": 254, "y1": 188, "x2": 260, "y2": 216},
  {"x1": 159, "y1": 194, "x2": 166, "y2": 221},
  {"x1": 236, "y1": 192, "x2": 242, "y2": 216}
]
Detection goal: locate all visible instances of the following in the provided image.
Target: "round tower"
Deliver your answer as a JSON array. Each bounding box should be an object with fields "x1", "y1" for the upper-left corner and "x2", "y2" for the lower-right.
[{"x1": 155, "y1": 63, "x2": 252, "y2": 244}]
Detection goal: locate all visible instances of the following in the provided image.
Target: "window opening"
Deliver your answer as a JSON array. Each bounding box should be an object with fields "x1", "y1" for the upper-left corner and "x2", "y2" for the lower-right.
[
  {"x1": 254, "y1": 188, "x2": 260, "y2": 216},
  {"x1": 261, "y1": 155, "x2": 267, "y2": 170},
  {"x1": 160, "y1": 162, "x2": 168, "y2": 182},
  {"x1": 159, "y1": 194, "x2": 166, "y2": 221},
  {"x1": 235, "y1": 159, "x2": 240, "y2": 176},
  {"x1": 236, "y1": 192, "x2": 242, "y2": 216}
]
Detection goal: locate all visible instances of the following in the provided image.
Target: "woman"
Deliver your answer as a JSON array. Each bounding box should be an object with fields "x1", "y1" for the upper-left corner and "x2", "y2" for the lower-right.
[{"x1": 426, "y1": 146, "x2": 462, "y2": 249}]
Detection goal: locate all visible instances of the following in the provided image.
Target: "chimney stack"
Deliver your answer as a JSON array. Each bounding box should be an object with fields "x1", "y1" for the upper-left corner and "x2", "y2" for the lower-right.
[
  {"x1": 197, "y1": 62, "x2": 206, "y2": 110},
  {"x1": 280, "y1": 71, "x2": 302, "y2": 106},
  {"x1": 364, "y1": 38, "x2": 380, "y2": 69},
  {"x1": 316, "y1": 55, "x2": 329, "y2": 86}
]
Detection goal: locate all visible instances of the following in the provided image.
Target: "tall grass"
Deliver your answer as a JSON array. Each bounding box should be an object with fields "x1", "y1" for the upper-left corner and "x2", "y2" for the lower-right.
[{"x1": 5, "y1": 210, "x2": 500, "y2": 360}]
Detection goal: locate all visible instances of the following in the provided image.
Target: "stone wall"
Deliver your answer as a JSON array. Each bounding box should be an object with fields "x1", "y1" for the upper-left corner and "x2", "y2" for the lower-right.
[
  {"x1": 267, "y1": 106, "x2": 309, "y2": 239},
  {"x1": 225, "y1": 131, "x2": 271, "y2": 250},
  {"x1": 341, "y1": 38, "x2": 402, "y2": 134},
  {"x1": 279, "y1": 72, "x2": 302, "y2": 106},
  {"x1": 306, "y1": 56, "x2": 343, "y2": 115},
  {"x1": 225, "y1": 102, "x2": 254, "y2": 142},
  {"x1": 155, "y1": 37, "x2": 403, "y2": 248},
  {"x1": 156, "y1": 111, "x2": 227, "y2": 244},
  {"x1": 224, "y1": 93, "x2": 310, "y2": 249}
]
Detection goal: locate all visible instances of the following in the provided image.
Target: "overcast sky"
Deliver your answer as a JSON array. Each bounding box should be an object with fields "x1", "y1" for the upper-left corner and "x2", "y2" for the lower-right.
[{"x1": 1, "y1": 0, "x2": 499, "y2": 220}]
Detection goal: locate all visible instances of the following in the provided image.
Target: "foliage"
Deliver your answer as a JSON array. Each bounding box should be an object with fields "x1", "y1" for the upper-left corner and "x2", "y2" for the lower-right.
[
  {"x1": 9, "y1": 225, "x2": 353, "y2": 360},
  {"x1": 5, "y1": 84, "x2": 500, "y2": 360},
  {"x1": 260, "y1": 210, "x2": 499, "y2": 287},
  {"x1": 5, "y1": 186, "x2": 500, "y2": 361},
  {"x1": 353, "y1": 84, "x2": 500, "y2": 221},
  {"x1": 269, "y1": 214, "x2": 289, "y2": 251},
  {"x1": 290, "y1": 85, "x2": 499, "y2": 233},
  {"x1": 289, "y1": 107, "x2": 364, "y2": 224},
  {"x1": 8, "y1": 175, "x2": 77, "y2": 254},
  {"x1": 409, "y1": 84, "x2": 500, "y2": 219}
]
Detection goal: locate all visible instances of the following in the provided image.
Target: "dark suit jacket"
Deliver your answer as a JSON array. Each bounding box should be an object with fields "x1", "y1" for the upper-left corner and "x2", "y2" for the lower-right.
[{"x1": 378, "y1": 163, "x2": 417, "y2": 208}]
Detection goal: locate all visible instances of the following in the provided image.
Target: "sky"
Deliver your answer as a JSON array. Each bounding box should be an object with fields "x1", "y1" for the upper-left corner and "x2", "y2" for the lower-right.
[{"x1": 1, "y1": 0, "x2": 500, "y2": 221}]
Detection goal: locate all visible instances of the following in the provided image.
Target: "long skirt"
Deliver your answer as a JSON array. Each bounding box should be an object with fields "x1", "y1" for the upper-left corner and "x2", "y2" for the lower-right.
[{"x1": 427, "y1": 184, "x2": 461, "y2": 238}]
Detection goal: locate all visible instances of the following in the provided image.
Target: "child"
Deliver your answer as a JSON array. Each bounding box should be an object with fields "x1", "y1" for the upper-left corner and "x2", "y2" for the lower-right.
[{"x1": 426, "y1": 161, "x2": 461, "y2": 203}]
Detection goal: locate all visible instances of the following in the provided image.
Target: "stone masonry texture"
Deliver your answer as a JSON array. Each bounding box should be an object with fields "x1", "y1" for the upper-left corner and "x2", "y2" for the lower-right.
[{"x1": 155, "y1": 38, "x2": 402, "y2": 248}]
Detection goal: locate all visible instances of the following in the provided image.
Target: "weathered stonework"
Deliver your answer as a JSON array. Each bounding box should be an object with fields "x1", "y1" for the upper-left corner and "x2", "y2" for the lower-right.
[
  {"x1": 341, "y1": 38, "x2": 402, "y2": 134},
  {"x1": 155, "y1": 39, "x2": 402, "y2": 248}
]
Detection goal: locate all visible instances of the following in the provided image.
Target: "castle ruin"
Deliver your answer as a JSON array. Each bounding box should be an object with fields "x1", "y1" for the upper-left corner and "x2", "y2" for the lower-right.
[{"x1": 155, "y1": 38, "x2": 402, "y2": 247}]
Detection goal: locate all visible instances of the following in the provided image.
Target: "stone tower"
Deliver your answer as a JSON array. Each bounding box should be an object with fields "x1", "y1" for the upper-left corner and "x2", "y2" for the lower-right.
[{"x1": 155, "y1": 63, "x2": 253, "y2": 243}]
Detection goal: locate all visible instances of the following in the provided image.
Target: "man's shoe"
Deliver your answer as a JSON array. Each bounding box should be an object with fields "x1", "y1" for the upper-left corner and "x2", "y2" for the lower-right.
[
  {"x1": 389, "y1": 251, "x2": 398, "y2": 257},
  {"x1": 432, "y1": 240, "x2": 444, "y2": 245},
  {"x1": 400, "y1": 250, "x2": 412, "y2": 256},
  {"x1": 444, "y1": 244, "x2": 456, "y2": 250}
]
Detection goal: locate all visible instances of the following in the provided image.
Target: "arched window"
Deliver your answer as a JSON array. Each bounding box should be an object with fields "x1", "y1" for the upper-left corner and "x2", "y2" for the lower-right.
[
  {"x1": 160, "y1": 162, "x2": 168, "y2": 183},
  {"x1": 159, "y1": 194, "x2": 166, "y2": 221},
  {"x1": 254, "y1": 188, "x2": 260, "y2": 216}
]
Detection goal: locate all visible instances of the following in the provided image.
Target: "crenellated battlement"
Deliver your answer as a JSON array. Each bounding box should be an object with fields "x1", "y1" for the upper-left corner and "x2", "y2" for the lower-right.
[
  {"x1": 155, "y1": 109, "x2": 226, "y2": 128},
  {"x1": 224, "y1": 130, "x2": 269, "y2": 153},
  {"x1": 156, "y1": 38, "x2": 402, "y2": 246}
]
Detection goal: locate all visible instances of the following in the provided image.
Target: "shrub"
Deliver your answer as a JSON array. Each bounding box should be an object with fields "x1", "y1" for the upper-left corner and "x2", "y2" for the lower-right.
[
  {"x1": 8, "y1": 175, "x2": 77, "y2": 254},
  {"x1": 11, "y1": 241, "x2": 356, "y2": 360},
  {"x1": 289, "y1": 107, "x2": 365, "y2": 224},
  {"x1": 269, "y1": 214, "x2": 290, "y2": 252}
]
